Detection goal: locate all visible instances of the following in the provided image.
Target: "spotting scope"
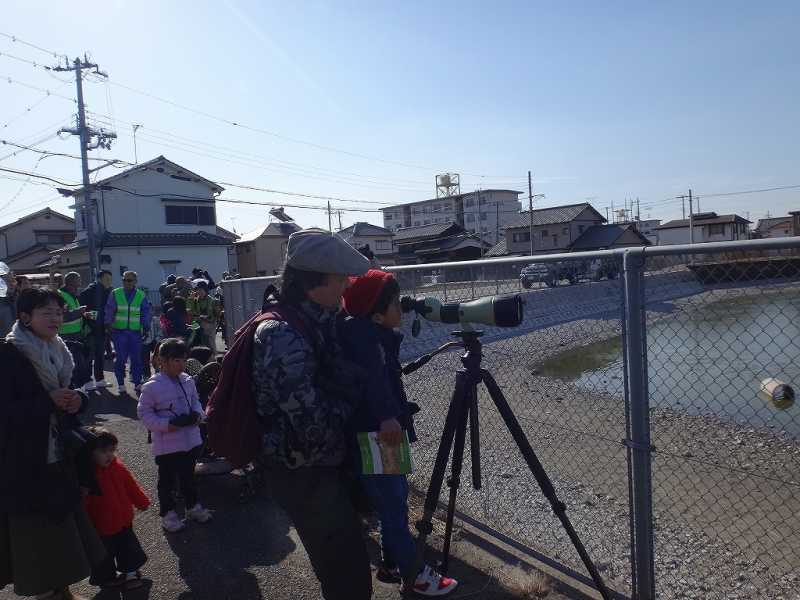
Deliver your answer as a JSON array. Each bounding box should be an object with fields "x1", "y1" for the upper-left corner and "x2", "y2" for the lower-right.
[{"x1": 400, "y1": 294, "x2": 524, "y2": 328}]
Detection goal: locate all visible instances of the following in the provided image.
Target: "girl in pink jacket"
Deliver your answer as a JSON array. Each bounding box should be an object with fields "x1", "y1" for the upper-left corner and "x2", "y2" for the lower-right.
[{"x1": 137, "y1": 337, "x2": 212, "y2": 533}]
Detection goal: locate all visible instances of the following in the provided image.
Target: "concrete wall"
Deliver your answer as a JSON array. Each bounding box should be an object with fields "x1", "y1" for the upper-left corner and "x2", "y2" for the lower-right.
[{"x1": 86, "y1": 169, "x2": 219, "y2": 236}]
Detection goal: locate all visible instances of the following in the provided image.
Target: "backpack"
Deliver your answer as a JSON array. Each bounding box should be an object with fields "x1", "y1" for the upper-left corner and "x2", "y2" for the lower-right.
[{"x1": 205, "y1": 295, "x2": 307, "y2": 469}]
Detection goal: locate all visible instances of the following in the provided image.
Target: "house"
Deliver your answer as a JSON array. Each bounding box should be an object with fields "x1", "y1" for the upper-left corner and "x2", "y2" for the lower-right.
[
  {"x1": 655, "y1": 212, "x2": 751, "y2": 245},
  {"x1": 382, "y1": 189, "x2": 522, "y2": 246},
  {"x1": 0, "y1": 208, "x2": 75, "y2": 273},
  {"x1": 337, "y1": 222, "x2": 395, "y2": 263},
  {"x1": 48, "y1": 156, "x2": 234, "y2": 294},
  {"x1": 632, "y1": 219, "x2": 661, "y2": 245},
  {"x1": 753, "y1": 216, "x2": 794, "y2": 238},
  {"x1": 569, "y1": 224, "x2": 651, "y2": 251},
  {"x1": 392, "y1": 222, "x2": 488, "y2": 265},
  {"x1": 235, "y1": 221, "x2": 301, "y2": 277},
  {"x1": 215, "y1": 225, "x2": 241, "y2": 273},
  {"x1": 500, "y1": 203, "x2": 607, "y2": 256}
]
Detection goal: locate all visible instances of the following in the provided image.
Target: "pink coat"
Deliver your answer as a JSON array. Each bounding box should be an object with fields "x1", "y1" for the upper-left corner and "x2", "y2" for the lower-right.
[{"x1": 137, "y1": 372, "x2": 203, "y2": 457}]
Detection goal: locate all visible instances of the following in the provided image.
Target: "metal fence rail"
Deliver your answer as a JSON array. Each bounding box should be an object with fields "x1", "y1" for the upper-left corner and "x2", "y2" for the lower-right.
[{"x1": 220, "y1": 238, "x2": 800, "y2": 600}]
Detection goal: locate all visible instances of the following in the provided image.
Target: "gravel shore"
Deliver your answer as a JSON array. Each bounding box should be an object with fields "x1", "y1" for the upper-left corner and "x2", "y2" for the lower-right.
[{"x1": 402, "y1": 281, "x2": 800, "y2": 600}]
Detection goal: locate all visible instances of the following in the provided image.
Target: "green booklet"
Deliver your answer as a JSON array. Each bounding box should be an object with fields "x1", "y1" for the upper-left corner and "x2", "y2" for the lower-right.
[{"x1": 357, "y1": 431, "x2": 413, "y2": 475}]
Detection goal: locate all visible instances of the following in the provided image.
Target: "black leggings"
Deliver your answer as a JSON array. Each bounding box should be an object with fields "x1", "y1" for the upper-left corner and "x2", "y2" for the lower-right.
[{"x1": 154, "y1": 448, "x2": 200, "y2": 516}]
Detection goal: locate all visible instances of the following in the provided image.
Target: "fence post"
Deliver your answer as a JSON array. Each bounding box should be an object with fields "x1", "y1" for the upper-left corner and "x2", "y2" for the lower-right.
[{"x1": 622, "y1": 249, "x2": 656, "y2": 600}]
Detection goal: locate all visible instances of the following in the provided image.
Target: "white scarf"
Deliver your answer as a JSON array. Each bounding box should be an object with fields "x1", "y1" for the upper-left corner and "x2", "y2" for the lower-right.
[{"x1": 5, "y1": 321, "x2": 74, "y2": 391}]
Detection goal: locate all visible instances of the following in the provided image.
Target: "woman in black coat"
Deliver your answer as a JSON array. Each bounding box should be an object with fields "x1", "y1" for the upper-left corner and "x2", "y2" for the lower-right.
[{"x1": 0, "y1": 288, "x2": 104, "y2": 600}]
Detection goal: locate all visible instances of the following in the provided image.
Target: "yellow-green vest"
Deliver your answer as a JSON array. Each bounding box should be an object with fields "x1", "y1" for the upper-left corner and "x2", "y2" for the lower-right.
[
  {"x1": 58, "y1": 289, "x2": 82, "y2": 335},
  {"x1": 112, "y1": 287, "x2": 145, "y2": 331}
]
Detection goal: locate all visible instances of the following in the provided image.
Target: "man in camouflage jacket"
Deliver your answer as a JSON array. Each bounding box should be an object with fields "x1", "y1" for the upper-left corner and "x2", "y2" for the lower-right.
[{"x1": 252, "y1": 228, "x2": 372, "y2": 600}]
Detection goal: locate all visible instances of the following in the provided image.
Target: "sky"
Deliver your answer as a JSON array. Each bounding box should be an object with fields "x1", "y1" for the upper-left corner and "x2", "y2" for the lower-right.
[{"x1": 1, "y1": 0, "x2": 798, "y2": 232}]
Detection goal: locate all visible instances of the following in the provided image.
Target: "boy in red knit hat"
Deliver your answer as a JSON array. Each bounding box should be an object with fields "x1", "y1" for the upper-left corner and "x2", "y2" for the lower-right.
[
  {"x1": 83, "y1": 427, "x2": 150, "y2": 590},
  {"x1": 340, "y1": 269, "x2": 458, "y2": 597}
]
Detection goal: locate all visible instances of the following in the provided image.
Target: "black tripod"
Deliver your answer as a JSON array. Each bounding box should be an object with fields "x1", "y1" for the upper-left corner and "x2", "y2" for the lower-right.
[{"x1": 406, "y1": 330, "x2": 612, "y2": 599}]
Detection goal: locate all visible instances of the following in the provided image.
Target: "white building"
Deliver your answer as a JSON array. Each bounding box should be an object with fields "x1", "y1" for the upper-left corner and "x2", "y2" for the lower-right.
[
  {"x1": 381, "y1": 189, "x2": 522, "y2": 246},
  {"x1": 632, "y1": 219, "x2": 661, "y2": 245},
  {"x1": 655, "y1": 212, "x2": 751, "y2": 245},
  {"x1": 50, "y1": 156, "x2": 233, "y2": 296}
]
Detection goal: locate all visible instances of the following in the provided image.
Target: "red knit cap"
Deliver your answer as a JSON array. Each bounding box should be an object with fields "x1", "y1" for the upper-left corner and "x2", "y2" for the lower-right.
[{"x1": 342, "y1": 269, "x2": 396, "y2": 317}]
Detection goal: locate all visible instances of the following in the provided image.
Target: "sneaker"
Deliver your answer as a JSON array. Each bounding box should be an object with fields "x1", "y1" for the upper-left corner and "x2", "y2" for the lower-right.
[
  {"x1": 83, "y1": 380, "x2": 96, "y2": 392},
  {"x1": 161, "y1": 510, "x2": 185, "y2": 533},
  {"x1": 94, "y1": 379, "x2": 110, "y2": 388},
  {"x1": 123, "y1": 571, "x2": 144, "y2": 590},
  {"x1": 405, "y1": 565, "x2": 458, "y2": 597},
  {"x1": 376, "y1": 565, "x2": 402, "y2": 584},
  {"x1": 94, "y1": 574, "x2": 125, "y2": 589},
  {"x1": 186, "y1": 503, "x2": 213, "y2": 523}
]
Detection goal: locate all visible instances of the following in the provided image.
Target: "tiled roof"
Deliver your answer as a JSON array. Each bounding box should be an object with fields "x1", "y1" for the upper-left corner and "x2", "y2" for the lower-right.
[
  {"x1": 570, "y1": 224, "x2": 649, "y2": 250},
  {"x1": 76, "y1": 155, "x2": 223, "y2": 194},
  {"x1": 0, "y1": 207, "x2": 74, "y2": 233},
  {"x1": 656, "y1": 213, "x2": 751, "y2": 230},
  {"x1": 393, "y1": 222, "x2": 462, "y2": 242},
  {"x1": 236, "y1": 222, "x2": 300, "y2": 243},
  {"x1": 338, "y1": 222, "x2": 394, "y2": 237},
  {"x1": 484, "y1": 239, "x2": 508, "y2": 257},
  {"x1": 51, "y1": 231, "x2": 233, "y2": 253},
  {"x1": 754, "y1": 216, "x2": 792, "y2": 232},
  {"x1": 504, "y1": 203, "x2": 603, "y2": 229}
]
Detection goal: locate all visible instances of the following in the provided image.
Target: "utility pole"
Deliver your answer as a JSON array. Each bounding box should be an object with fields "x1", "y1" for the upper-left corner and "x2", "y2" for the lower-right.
[
  {"x1": 528, "y1": 171, "x2": 534, "y2": 255},
  {"x1": 327, "y1": 201, "x2": 332, "y2": 232},
  {"x1": 54, "y1": 55, "x2": 116, "y2": 280},
  {"x1": 677, "y1": 189, "x2": 694, "y2": 244},
  {"x1": 337, "y1": 209, "x2": 343, "y2": 231},
  {"x1": 681, "y1": 197, "x2": 686, "y2": 220},
  {"x1": 636, "y1": 197, "x2": 640, "y2": 221},
  {"x1": 495, "y1": 201, "x2": 500, "y2": 246}
]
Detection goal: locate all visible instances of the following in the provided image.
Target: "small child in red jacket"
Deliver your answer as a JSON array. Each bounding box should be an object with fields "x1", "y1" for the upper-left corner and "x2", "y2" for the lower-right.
[{"x1": 83, "y1": 427, "x2": 150, "y2": 590}]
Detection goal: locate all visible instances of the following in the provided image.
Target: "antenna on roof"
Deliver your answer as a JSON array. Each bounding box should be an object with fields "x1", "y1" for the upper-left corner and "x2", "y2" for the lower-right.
[{"x1": 269, "y1": 207, "x2": 294, "y2": 222}]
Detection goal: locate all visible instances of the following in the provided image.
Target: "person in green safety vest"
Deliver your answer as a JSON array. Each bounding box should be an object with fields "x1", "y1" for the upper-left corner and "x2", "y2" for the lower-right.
[
  {"x1": 104, "y1": 271, "x2": 151, "y2": 394},
  {"x1": 59, "y1": 271, "x2": 91, "y2": 389}
]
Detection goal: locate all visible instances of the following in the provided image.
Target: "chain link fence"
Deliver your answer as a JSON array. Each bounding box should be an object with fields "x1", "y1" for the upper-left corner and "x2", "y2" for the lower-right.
[{"x1": 220, "y1": 238, "x2": 800, "y2": 600}]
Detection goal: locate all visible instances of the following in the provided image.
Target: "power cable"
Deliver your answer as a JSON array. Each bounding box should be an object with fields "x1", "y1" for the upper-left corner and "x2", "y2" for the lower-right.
[
  {"x1": 0, "y1": 31, "x2": 67, "y2": 60},
  {"x1": 1, "y1": 74, "x2": 76, "y2": 103},
  {"x1": 0, "y1": 165, "x2": 79, "y2": 186}
]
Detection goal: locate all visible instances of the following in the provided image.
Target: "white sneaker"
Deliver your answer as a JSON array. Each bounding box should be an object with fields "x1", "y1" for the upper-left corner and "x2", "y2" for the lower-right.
[
  {"x1": 83, "y1": 380, "x2": 96, "y2": 392},
  {"x1": 161, "y1": 510, "x2": 185, "y2": 533},
  {"x1": 405, "y1": 565, "x2": 458, "y2": 597},
  {"x1": 94, "y1": 379, "x2": 110, "y2": 388},
  {"x1": 186, "y1": 503, "x2": 213, "y2": 523}
]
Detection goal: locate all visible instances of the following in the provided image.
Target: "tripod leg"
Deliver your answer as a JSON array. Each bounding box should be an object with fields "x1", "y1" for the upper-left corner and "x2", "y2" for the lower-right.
[
  {"x1": 440, "y1": 377, "x2": 473, "y2": 574},
  {"x1": 411, "y1": 371, "x2": 468, "y2": 584},
  {"x1": 481, "y1": 370, "x2": 613, "y2": 600},
  {"x1": 469, "y1": 385, "x2": 482, "y2": 490}
]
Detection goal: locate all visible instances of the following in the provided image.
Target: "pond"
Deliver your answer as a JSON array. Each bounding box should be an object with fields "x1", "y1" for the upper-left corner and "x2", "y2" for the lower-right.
[{"x1": 533, "y1": 290, "x2": 800, "y2": 437}]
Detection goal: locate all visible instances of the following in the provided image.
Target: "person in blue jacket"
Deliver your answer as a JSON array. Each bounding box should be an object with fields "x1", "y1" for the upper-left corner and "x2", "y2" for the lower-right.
[{"x1": 340, "y1": 269, "x2": 458, "y2": 597}]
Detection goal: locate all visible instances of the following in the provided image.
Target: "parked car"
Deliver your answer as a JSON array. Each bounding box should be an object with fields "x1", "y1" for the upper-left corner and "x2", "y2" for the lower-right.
[
  {"x1": 520, "y1": 258, "x2": 618, "y2": 289},
  {"x1": 520, "y1": 263, "x2": 555, "y2": 288}
]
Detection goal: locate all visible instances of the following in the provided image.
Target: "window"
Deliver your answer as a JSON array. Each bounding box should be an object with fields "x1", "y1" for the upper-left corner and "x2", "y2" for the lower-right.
[
  {"x1": 161, "y1": 263, "x2": 178, "y2": 279},
  {"x1": 36, "y1": 233, "x2": 72, "y2": 244},
  {"x1": 480, "y1": 212, "x2": 487, "y2": 221},
  {"x1": 541, "y1": 229, "x2": 549, "y2": 238},
  {"x1": 465, "y1": 199, "x2": 474, "y2": 207},
  {"x1": 375, "y1": 240, "x2": 390, "y2": 250},
  {"x1": 412, "y1": 208, "x2": 421, "y2": 215},
  {"x1": 512, "y1": 232, "x2": 531, "y2": 243},
  {"x1": 424, "y1": 220, "x2": 431, "y2": 225},
  {"x1": 479, "y1": 196, "x2": 487, "y2": 205},
  {"x1": 444, "y1": 203, "x2": 452, "y2": 212},
  {"x1": 562, "y1": 227, "x2": 568, "y2": 235},
  {"x1": 165, "y1": 205, "x2": 215, "y2": 225},
  {"x1": 433, "y1": 204, "x2": 441, "y2": 213},
  {"x1": 465, "y1": 213, "x2": 475, "y2": 223},
  {"x1": 708, "y1": 224, "x2": 725, "y2": 235},
  {"x1": 385, "y1": 213, "x2": 393, "y2": 221}
]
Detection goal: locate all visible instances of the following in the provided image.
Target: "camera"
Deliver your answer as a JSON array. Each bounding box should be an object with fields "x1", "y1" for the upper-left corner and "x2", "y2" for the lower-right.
[{"x1": 400, "y1": 294, "x2": 524, "y2": 328}]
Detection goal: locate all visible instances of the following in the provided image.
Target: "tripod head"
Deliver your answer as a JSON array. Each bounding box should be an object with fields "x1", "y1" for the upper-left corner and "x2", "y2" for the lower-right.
[{"x1": 451, "y1": 330, "x2": 484, "y2": 375}]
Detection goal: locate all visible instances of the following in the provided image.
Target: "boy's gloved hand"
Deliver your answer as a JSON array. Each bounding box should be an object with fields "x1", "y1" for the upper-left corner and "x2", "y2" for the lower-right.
[{"x1": 379, "y1": 418, "x2": 403, "y2": 447}]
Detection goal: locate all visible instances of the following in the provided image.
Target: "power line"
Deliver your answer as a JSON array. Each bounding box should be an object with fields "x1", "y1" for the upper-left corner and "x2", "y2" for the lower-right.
[
  {"x1": 1, "y1": 74, "x2": 77, "y2": 103},
  {"x1": 0, "y1": 138, "x2": 133, "y2": 165},
  {"x1": 0, "y1": 31, "x2": 67, "y2": 60},
  {"x1": 1, "y1": 84, "x2": 71, "y2": 130},
  {"x1": 0, "y1": 165, "x2": 79, "y2": 186}
]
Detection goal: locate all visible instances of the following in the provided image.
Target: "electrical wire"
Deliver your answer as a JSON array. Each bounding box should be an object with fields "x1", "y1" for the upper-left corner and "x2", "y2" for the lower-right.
[
  {"x1": 0, "y1": 31, "x2": 67, "y2": 60},
  {"x1": 0, "y1": 165, "x2": 79, "y2": 186},
  {"x1": 1, "y1": 74, "x2": 76, "y2": 103}
]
